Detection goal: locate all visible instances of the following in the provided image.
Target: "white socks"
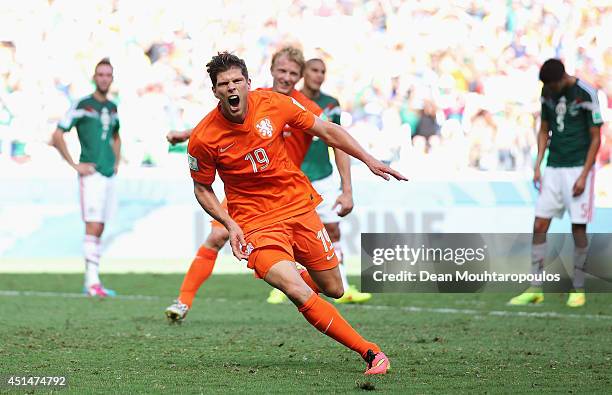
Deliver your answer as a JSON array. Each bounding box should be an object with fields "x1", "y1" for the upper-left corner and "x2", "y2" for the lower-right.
[
  {"x1": 572, "y1": 246, "x2": 588, "y2": 290},
  {"x1": 84, "y1": 235, "x2": 101, "y2": 287},
  {"x1": 530, "y1": 241, "x2": 589, "y2": 290},
  {"x1": 530, "y1": 242, "x2": 547, "y2": 288}
]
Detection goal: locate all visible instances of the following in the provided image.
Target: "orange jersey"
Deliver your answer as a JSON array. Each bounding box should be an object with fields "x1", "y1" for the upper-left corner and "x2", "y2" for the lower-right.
[
  {"x1": 188, "y1": 90, "x2": 323, "y2": 234},
  {"x1": 257, "y1": 88, "x2": 322, "y2": 166}
]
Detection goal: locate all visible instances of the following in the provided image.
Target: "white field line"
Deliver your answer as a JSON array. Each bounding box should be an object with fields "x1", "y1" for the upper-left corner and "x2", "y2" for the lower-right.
[
  {"x1": 345, "y1": 303, "x2": 612, "y2": 320},
  {"x1": 0, "y1": 290, "x2": 162, "y2": 301},
  {"x1": 0, "y1": 290, "x2": 610, "y2": 321}
]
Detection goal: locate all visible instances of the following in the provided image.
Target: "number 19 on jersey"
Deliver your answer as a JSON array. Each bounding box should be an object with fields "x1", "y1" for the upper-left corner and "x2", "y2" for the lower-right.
[{"x1": 245, "y1": 148, "x2": 270, "y2": 173}]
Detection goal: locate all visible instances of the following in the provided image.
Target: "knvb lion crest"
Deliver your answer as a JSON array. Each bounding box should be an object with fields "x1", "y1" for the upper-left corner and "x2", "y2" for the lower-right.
[{"x1": 256, "y1": 118, "x2": 274, "y2": 138}]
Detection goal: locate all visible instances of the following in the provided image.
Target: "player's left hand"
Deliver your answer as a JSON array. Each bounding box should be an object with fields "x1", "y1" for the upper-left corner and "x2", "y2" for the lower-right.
[
  {"x1": 332, "y1": 191, "x2": 354, "y2": 217},
  {"x1": 572, "y1": 175, "x2": 587, "y2": 197},
  {"x1": 365, "y1": 157, "x2": 408, "y2": 181}
]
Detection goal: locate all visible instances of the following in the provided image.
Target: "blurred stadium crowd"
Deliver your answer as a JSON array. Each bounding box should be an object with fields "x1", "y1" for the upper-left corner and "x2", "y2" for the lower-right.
[{"x1": 0, "y1": 0, "x2": 610, "y2": 177}]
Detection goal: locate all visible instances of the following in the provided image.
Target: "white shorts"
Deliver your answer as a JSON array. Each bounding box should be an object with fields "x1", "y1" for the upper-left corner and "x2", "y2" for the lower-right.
[
  {"x1": 312, "y1": 175, "x2": 342, "y2": 224},
  {"x1": 79, "y1": 172, "x2": 116, "y2": 223},
  {"x1": 535, "y1": 166, "x2": 595, "y2": 224}
]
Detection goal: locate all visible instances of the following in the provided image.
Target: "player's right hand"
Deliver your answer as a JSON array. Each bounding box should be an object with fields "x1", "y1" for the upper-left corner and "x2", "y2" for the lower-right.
[
  {"x1": 227, "y1": 220, "x2": 248, "y2": 260},
  {"x1": 365, "y1": 157, "x2": 408, "y2": 181},
  {"x1": 74, "y1": 162, "x2": 96, "y2": 176},
  {"x1": 533, "y1": 167, "x2": 542, "y2": 192}
]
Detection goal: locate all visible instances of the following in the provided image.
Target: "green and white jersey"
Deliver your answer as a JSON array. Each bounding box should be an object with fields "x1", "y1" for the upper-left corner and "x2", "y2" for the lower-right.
[
  {"x1": 301, "y1": 92, "x2": 341, "y2": 181},
  {"x1": 540, "y1": 79, "x2": 603, "y2": 167},
  {"x1": 58, "y1": 95, "x2": 120, "y2": 177}
]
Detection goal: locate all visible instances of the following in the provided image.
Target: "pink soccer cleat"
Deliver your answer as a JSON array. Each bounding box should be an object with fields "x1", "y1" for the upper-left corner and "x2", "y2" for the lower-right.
[
  {"x1": 364, "y1": 350, "x2": 391, "y2": 375},
  {"x1": 86, "y1": 283, "x2": 111, "y2": 298}
]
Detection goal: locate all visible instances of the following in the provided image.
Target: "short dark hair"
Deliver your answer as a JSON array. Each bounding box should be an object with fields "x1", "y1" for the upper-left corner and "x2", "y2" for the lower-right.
[
  {"x1": 306, "y1": 58, "x2": 324, "y2": 66},
  {"x1": 539, "y1": 59, "x2": 565, "y2": 84},
  {"x1": 206, "y1": 52, "x2": 249, "y2": 87},
  {"x1": 95, "y1": 57, "x2": 113, "y2": 73}
]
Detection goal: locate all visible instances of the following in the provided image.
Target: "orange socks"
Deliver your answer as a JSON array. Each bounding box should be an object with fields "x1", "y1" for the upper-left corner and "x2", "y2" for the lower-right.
[
  {"x1": 178, "y1": 245, "x2": 218, "y2": 307},
  {"x1": 298, "y1": 269, "x2": 320, "y2": 294},
  {"x1": 298, "y1": 293, "x2": 380, "y2": 360}
]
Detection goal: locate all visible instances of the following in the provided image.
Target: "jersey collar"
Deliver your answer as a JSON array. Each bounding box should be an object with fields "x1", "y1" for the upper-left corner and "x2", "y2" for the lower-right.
[{"x1": 215, "y1": 92, "x2": 255, "y2": 132}]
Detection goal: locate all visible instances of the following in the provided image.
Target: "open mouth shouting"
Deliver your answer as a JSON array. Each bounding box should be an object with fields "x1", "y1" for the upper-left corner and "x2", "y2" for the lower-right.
[{"x1": 228, "y1": 95, "x2": 240, "y2": 111}]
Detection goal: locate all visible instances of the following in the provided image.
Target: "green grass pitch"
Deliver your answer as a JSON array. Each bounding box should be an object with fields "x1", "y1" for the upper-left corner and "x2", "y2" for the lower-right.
[{"x1": 1, "y1": 273, "x2": 611, "y2": 394}]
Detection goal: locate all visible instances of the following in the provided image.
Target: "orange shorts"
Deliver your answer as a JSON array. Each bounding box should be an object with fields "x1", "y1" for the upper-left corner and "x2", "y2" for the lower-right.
[
  {"x1": 211, "y1": 198, "x2": 228, "y2": 228},
  {"x1": 245, "y1": 209, "x2": 339, "y2": 279}
]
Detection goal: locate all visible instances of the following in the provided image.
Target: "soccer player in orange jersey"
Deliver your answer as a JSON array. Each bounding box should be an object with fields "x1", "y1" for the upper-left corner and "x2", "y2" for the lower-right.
[
  {"x1": 164, "y1": 47, "x2": 324, "y2": 320},
  {"x1": 187, "y1": 52, "x2": 405, "y2": 374}
]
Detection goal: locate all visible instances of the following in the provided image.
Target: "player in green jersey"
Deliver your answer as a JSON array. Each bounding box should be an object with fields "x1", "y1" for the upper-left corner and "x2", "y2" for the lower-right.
[
  {"x1": 270, "y1": 58, "x2": 371, "y2": 304},
  {"x1": 509, "y1": 59, "x2": 602, "y2": 308},
  {"x1": 51, "y1": 58, "x2": 121, "y2": 298}
]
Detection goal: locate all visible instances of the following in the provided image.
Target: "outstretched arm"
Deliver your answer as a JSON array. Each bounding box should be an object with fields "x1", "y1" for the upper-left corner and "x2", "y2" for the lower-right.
[
  {"x1": 306, "y1": 117, "x2": 407, "y2": 181},
  {"x1": 193, "y1": 181, "x2": 247, "y2": 260},
  {"x1": 167, "y1": 129, "x2": 193, "y2": 145}
]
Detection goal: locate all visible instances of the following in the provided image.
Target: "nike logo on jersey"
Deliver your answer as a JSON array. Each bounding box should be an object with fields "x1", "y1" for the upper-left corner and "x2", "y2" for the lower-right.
[
  {"x1": 219, "y1": 142, "x2": 236, "y2": 153},
  {"x1": 326, "y1": 252, "x2": 335, "y2": 261}
]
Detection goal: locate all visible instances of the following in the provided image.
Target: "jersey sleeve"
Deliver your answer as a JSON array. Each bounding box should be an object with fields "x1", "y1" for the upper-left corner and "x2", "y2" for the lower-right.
[
  {"x1": 57, "y1": 102, "x2": 80, "y2": 132},
  {"x1": 277, "y1": 94, "x2": 316, "y2": 130},
  {"x1": 579, "y1": 86, "x2": 604, "y2": 128},
  {"x1": 113, "y1": 107, "x2": 120, "y2": 135},
  {"x1": 304, "y1": 97, "x2": 323, "y2": 117},
  {"x1": 329, "y1": 98, "x2": 341, "y2": 125},
  {"x1": 539, "y1": 88, "x2": 551, "y2": 124},
  {"x1": 187, "y1": 136, "x2": 217, "y2": 185},
  {"x1": 540, "y1": 99, "x2": 550, "y2": 124}
]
